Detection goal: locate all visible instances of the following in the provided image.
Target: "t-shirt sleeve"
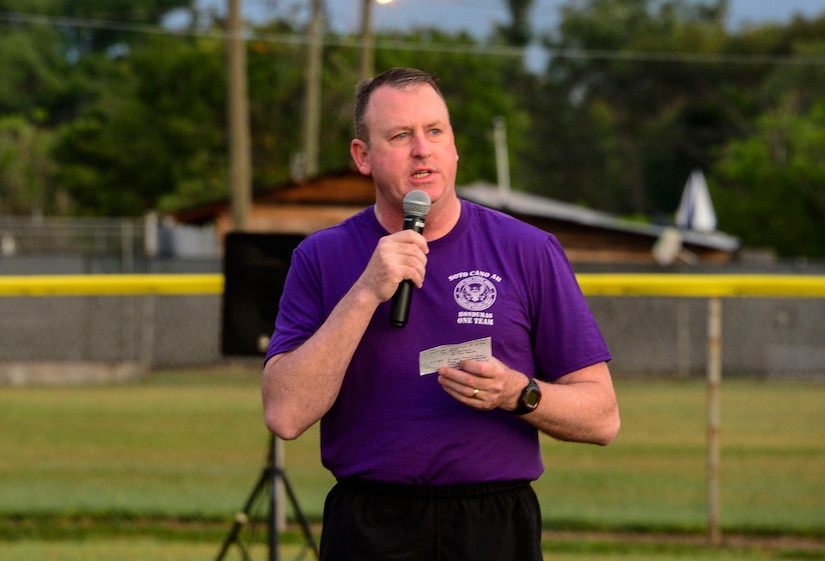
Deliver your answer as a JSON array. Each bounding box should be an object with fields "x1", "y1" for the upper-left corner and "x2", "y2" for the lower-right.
[
  {"x1": 264, "y1": 243, "x2": 324, "y2": 363},
  {"x1": 531, "y1": 235, "x2": 611, "y2": 381}
]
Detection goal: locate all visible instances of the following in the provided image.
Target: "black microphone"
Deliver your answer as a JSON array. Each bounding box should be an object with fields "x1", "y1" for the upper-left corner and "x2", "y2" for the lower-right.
[{"x1": 389, "y1": 190, "x2": 432, "y2": 328}]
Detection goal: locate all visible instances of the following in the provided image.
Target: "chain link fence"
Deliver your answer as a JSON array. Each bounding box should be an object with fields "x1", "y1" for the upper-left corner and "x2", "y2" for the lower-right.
[
  {"x1": 0, "y1": 214, "x2": 219, "y2": 274},
  {"x1": 1, "y1": 278, "x2": 824, "y2": 385},
  {"x1": 0, "y1": 291, "x2": 238, "y2": 384},
  {"x1": 1, "y1": 216, "x2": 824, "y2": 384}
]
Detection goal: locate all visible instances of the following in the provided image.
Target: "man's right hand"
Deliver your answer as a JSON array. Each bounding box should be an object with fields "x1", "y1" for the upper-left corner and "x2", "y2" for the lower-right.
[{"x1": 355, "y1": 230, "x2": 429, "y2": 304}]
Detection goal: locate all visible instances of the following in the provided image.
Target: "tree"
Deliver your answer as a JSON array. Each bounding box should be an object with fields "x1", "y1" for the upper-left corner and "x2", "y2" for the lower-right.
[
  {"x1": 711, "y1": 19, "x2": 825, "y2": 259},
  {"x1": 0, "y1": 27, "x2": 67, "y2": 120},
  {"x1": 4, "y1": 0, "x2": 824, "y2": 258},
  {"x1": 0, "y1": 0, "x2": 195, "y2": 215},
  {"x1": 713, "y1": 96, "x2": 825, "y2": 257},
  {"x1": 52, "y1": 34, "x2": 229, "y2": 215},
  {"x1": 496, "y1": 0, "x2": 534, "y2": 47},
  {"x1": 522, "y1": 0, "x2": 740, "y2": 216},
  {"x1": 708, "y1": 13, "x2": 825, "y2": 257},
  {"x1": 0, "y1": 0, "x2": 194, "y2": 54},
  {"x1": 0, "y1": 115, "x2": 58, "y2": 214},
  {"x1": 47, "y1": 17, "x2": 528, "y2": 215}
]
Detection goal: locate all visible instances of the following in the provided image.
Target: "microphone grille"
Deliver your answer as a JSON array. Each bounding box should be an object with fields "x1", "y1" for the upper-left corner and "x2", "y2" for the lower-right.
[{"x1": 402, "y1": 190, "x2": 432, "y2": 217}]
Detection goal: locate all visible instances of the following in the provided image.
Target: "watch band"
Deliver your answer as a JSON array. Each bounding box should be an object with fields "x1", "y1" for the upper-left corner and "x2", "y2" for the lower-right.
[{"x1": 512, "y1": 377, "x2": 541, "y2": 415}]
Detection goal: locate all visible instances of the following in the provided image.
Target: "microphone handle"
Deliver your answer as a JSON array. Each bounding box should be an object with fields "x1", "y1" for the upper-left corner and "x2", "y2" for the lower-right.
[
  {"x1": 389, "y1": 214, "x2": 426, "y2": 328},
  {"x1": 389, "y1": 280, "x2": 414, "y2": 327}
]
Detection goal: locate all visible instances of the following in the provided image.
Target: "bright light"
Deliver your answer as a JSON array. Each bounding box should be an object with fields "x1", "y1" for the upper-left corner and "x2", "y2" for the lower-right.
[{"x1": 375, "y1": 0, "x2": 394, "y2": 4}]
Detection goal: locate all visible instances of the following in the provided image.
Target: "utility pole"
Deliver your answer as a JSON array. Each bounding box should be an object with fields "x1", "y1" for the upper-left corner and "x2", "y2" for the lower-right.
[
  {"x1": 227, "y1": 0, "x2": 252, "y2": 231},
  {"x1": 493, "y1": 117, "x2": 511, "y2": 200},
  {"x1": 359, "y1": 1, "x2": 395, "y2": 81},
  {"x1": 301, "y1": 0, "x2": 323, "y2": 179},
  {"x1": 359, "y1": 0, "x2": 374, "y2": 80}
]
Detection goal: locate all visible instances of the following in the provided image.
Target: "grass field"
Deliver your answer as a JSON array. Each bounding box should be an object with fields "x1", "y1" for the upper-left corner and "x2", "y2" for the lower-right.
[{"x1": 1, "y1": 368, "x2": 823, "y2": 560}]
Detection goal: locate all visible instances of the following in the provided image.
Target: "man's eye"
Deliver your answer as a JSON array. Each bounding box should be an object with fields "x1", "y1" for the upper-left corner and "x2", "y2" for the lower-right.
[{"x1": 394, "y1": 132, "x2": 408, "y2": 140}]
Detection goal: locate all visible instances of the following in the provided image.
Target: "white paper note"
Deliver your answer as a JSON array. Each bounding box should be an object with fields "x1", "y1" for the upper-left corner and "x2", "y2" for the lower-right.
[{"x1": 418, "y1": 337, "x2": 492, "y2": 376}]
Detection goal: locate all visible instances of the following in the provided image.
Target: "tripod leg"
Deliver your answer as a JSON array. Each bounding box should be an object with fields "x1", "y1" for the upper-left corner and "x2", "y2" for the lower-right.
[
  {"x1": 217, "y1": 435, "x2": 319, "y2": 561},
  {"x1": 214, "y1": 469, "x2": 269, "y2": 561},
  {"x1": 278, "y1": 467, "x2": 320, "y2": 559}
]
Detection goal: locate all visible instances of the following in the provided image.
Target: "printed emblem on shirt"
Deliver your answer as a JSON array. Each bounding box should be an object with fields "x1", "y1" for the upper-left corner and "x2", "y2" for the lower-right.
[{"x1": 448, "y1": 270, "x2": 501, "y2": 326}]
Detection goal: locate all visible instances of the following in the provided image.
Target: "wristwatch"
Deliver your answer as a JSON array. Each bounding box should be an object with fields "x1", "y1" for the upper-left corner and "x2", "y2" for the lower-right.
[{"x1": 512, "y1": 377, "x2": 542, "y2": 415}]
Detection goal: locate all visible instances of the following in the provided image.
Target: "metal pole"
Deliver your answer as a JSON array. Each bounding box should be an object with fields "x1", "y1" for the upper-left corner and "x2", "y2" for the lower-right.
[
  {"x1": 493, "y1": 117, "x2": 511, "y2": 200},
  {"x1": 121, "y1": 219, "x2": 134, "y2": 273},
  {"x1": 227, "y1": 0, "x2": 252, "y2": 231},
  {"x1": 302, "y1": 0, "x2": 323, "y2": 179},
  {"x1": 677, "y1": 299, "x2": 691, "y2": 378},
  {"x1": 706, "y1": 297, "x2": 722, "y2": 546},
  {"x1": 269, "y1": 436, "x2": 280, "y2": 561},
  {"x1": 360, "y1": 0, "x2": 373, "y2": 80}
]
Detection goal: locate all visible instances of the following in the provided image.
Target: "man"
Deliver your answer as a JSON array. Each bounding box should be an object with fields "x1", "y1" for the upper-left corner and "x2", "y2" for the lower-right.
[{"x1": 262, "y1": 67, "x2": 620, "y2": 561}]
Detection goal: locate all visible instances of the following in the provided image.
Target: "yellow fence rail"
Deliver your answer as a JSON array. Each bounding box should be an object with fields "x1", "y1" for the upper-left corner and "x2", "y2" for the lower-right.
[
  {"x1": 2, "y1": 273, "x2": 825, "y2": 297},
  {"x1": 578, "y1": 274, "x2": 825, "y2": 297},
  {"x1": 0, "y1": 274, "x2": 224, "y2": 296}
]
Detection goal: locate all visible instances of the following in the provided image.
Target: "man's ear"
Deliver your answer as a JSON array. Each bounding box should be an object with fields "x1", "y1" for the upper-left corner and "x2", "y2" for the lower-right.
[{"x1": 350, "y1": 139, "x2": 370, "y2": 176}]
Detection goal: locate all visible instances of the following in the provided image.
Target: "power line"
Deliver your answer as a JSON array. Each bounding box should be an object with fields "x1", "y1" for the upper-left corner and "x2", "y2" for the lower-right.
[
  {"x1": 542, "y1": 46, "x2": 825, "y2": 66},
  {"x1": 2, "y1": 10, "x2": 825, "y2": 67},
  {"x1": 0, "y1": 11, "x2": 201, "y2": 39}
]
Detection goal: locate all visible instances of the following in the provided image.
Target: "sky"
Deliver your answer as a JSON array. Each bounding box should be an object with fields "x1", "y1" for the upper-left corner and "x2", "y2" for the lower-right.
[
  {"x1": 196, "y1": 0, "x2": 824, "y2": 71},
  {"x1": 224, "y1": 0, "x2": 825, "y2": 35}
]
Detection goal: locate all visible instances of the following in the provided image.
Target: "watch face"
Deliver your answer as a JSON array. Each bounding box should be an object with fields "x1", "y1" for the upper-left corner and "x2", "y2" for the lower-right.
[{"x1": 513, "y1": 379, "x2": 541, "y2": 414}]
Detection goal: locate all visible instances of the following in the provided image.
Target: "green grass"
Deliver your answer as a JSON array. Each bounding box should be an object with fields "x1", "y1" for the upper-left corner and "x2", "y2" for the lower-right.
[
  {"x1": 1, "y1": 369, "x2": 823, "y2": 560},
  {"x1": 1, "y1": 532, "x2": 822, "y2": 561},
  {"x1": 0, "y1": 369, "x2": 274, "y2": 518},
  {"x1": 534, "y1": 379, "x2": 825, "y2": 535}
]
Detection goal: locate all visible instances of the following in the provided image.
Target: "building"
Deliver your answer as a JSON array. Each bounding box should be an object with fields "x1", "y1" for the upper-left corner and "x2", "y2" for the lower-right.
[{"x1": 169, "y1": 171, "x2": 740, "y2": 266}]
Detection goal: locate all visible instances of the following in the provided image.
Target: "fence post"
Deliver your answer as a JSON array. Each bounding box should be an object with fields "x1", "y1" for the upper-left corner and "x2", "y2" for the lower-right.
[
  {"x1": 140, "y1": 295, "x2": 155, "y2": 373},
  {"x1": 677, "y1": 300, "x2": 691, "y2": 377},
  {"x1": 707, "y1": 297, "x2": 722, "y2": 545}
]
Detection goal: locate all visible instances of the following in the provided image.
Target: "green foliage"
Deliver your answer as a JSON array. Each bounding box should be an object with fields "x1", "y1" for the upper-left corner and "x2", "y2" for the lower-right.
[
  {"x1": 0, "y1": 115, "x2": 58, "y2": 214},
  {"x1": 713, "y1": 97, "x2": 825, "y2": 257},
  {"x1": 1, "y1": 1, "x2": 825, "y2": 255},
  {"x1": 0, "y1": 28, "x2": 67, "y2": 118},
  {"x1": 246, "y1": 24, "x2": 316, "y2": 188},
  {"x1": 50, "y1": 35, "x2": 230, "y2": 216},
  {"x1": 528, "y1": 0, "x2": 738, "y2": 214},
  {"x1": 1, "y1": 0, "x2": 194, "y2": 55},
  {"x1": 495, "y1": 0, "x2": 535, "y2": 46},
  {"x1": 516, "y1": 0, "x2": 825, "y2": 256}
]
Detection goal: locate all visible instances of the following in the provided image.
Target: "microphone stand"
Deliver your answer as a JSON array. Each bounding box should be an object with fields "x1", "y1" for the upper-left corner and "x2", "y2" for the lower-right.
[{"x1": 214, "y1": 435, "x2": 318, "y2": 561}]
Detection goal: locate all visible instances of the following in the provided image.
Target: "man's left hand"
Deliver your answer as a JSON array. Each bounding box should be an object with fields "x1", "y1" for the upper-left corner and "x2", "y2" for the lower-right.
[{"x1": 437, "y1": 357, "x2": 526, "y2": 411}]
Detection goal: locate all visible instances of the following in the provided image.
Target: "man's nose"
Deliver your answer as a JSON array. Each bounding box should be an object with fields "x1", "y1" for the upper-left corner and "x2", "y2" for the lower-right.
[{"x1": 410, "y1": 132, "x2": 431, "y2": 157}]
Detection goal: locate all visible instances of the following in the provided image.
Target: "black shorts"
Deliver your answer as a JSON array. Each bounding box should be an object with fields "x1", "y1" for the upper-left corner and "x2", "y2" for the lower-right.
[{"x1": 319, "y1": 478, "x2": 543, "y2": 561}]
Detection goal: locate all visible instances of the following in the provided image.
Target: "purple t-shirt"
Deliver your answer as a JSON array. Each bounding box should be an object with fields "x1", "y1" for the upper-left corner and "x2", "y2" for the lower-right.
[{"x1": 266, "y1": 199, "x2": 610, "y2": 485}]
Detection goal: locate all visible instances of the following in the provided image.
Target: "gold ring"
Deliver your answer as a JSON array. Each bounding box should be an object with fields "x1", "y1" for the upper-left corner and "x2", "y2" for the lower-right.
[{"x1": 472, "y1": 388, "x2": 479, "y2": 398}]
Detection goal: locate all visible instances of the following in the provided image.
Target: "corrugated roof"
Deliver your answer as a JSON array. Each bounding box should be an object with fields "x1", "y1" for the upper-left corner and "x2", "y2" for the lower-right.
[{"x1": 457, "y1": 182, "x2": 740, "y2": 253}]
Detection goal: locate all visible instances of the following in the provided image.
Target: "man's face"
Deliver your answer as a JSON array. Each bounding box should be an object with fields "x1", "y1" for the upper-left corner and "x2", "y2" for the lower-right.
[{"x1": 351, "y1": 84, "x2": 459, "y2": 210}]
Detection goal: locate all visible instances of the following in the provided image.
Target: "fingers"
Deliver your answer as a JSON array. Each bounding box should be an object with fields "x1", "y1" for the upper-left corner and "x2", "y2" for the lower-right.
[
  {"x1": 438, "y1": 376, "x2": 492, "y2": 410},
  {"x1": 357, "y1": 231, "x2": 429, "y2": 303},
  {"x1": 438, "y1": 357, "x2": 527, "y2": 413},
  {"x1": 437, "y1": 358, "x2": 506, "y2": 411},
  {"x1": 380, "y1": 230, "x2": 429, "y2": 286}
]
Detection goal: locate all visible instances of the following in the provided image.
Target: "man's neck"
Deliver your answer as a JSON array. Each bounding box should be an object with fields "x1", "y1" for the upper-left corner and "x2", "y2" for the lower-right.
[{"x1": 375, "y1": 196, "x2": 461, "y2": 241}]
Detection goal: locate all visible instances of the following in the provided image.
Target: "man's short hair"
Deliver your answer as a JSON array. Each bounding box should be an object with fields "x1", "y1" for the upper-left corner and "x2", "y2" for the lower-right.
[{"x1": 353, "y1": 68, "x2": 445, "y2": 143}]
